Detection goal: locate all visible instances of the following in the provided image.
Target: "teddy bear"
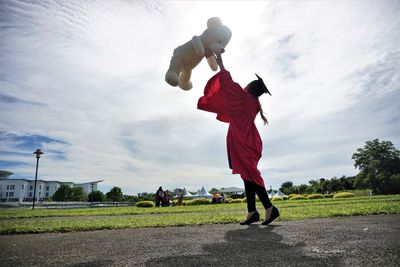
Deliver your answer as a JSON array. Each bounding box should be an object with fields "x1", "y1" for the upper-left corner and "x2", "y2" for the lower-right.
[{"x1": 165, "y1": 17, "x2": 232, "y2": 90}]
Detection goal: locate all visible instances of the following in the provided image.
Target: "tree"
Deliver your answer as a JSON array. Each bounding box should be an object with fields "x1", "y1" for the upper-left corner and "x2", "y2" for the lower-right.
[
  {"x1": 123, "y1": 195, "x2": 139, "y2": 203},
  {"x1": 137, "y1": 192, "x2": 154, "y2": 201},
  {"x1": 52, "y1": 184, "x2": 73, "y2": 201},
  {"x1": 106, "y1": 187, "x2": 124, "y2": 202},
  {"x1": 279, "y1": 181, "x2": 294, "y2": 195},
  {"x1": 304, "y1": 186, "x2": 314, "y2": 194},
  {"x1": 352, "y1": 139, "x2": 400, "y2": 194},
  {"x1": 71, "y1": 187, "x2": 88, "y2": 201},
  {"x1": 352, "y1": 139, "x2": 400, "y2": 171},
  {"x1": 339, "y1": 176, "x2": 355, "y2": 190},
  {"x1": 52, "y1": 185, "x2": 88, "y2": 201},
  {"x1": 329, "y1": 177, "x2": 344, "y2": 193},
  {"x1": 209, "y1": 188, "x2": 219, "y2": 194},
  {"x1": 308, "y1": 179, "x2": 321, "y2": 193},
  {"x1": 319, "y1": 178, "x2": 328, "y2": 194},
  {"x1": 88, "y1": 190, "x2": 105, "y2": 202},
  {"x1": 297, "y1": 184, "x2": 308, "y2": 194}
]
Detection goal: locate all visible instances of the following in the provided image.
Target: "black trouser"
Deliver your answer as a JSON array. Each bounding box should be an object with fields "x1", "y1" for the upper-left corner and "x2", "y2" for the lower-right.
[{"x1": 244, "y1": 180, "x2": 272, "y2": 212}]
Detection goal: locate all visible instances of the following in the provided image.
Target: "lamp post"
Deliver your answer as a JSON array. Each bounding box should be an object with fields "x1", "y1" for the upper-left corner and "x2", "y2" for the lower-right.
[{"x1": 32, "y1": 149, "x2": 44, "y2": 210}]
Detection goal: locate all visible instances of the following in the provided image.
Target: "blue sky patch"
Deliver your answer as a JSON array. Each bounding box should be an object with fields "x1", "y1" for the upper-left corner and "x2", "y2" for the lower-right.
[
  {"x1": 0, "y1": 93, "x2": 44, "y2": 106},
  {"x1": 0, "y1": 160, "x2": 29, "y2": 168},
  {"x1": 0, "y1": 132, "x2": 69, "y2": 166}
]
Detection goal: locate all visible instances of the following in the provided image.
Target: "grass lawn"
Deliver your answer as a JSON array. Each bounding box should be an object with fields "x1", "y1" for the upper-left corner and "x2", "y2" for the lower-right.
[{"x1": 0, "y1": 195, "x2": 399, "y2": 234}]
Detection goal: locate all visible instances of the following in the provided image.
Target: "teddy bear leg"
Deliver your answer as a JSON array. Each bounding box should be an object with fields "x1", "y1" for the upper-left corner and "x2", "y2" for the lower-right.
[
  {"x1": 178, "y1": 69, "x2": 193, "y2": 91},
  {"x1": 165, "y1": 56, "x2": 183, "y2": 87}
]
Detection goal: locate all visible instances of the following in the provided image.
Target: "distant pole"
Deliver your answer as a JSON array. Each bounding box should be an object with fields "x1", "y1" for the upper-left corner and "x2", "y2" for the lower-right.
[{"x1": 32, "y1": 149, "x2": 44, "y2": 210}]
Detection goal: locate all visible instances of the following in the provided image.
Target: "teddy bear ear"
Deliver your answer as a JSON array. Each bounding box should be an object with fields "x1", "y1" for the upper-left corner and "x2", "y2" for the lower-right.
[{"x1": 207, "y1": 17, "x2": 222, "y2": 29}]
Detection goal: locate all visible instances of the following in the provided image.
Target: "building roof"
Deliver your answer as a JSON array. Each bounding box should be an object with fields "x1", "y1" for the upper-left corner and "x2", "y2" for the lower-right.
[
  {"x1": 219, "y1": 187, "x2": 245, "y2": 193},
  {"x1": 74, "y1": 180, "x2": 104, "y2": 185},
  {"x1": 0, "y1": 170, "x2": 14, "y2": 178},
  {"x1": 0, "y1": 178, "x2": 103, "y2": 185}
]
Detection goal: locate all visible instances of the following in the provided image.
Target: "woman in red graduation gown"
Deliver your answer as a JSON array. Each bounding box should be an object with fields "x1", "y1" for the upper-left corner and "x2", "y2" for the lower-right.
[{"x1": 197, "y1": 51, "x2": 279, "y2": 225}]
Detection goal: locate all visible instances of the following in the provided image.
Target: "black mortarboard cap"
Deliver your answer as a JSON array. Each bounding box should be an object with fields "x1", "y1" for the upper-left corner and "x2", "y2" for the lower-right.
[{"x1": 255, "y1": 73, "x2": 272, "y2": 96}]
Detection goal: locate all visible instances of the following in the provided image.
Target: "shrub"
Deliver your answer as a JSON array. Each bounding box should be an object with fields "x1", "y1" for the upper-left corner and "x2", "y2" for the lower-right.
[
  {"x1": 225, "y1": 198, "x2": 233, "y2": 203},
  {"x1": 288, "y1": 194, "x2": 299, "y2": 198},
  {"x1": 190, "y1": 198, "x2": 211, "y2": 205},
  {"x1": 271, "y1": 197, "x2": 284, "y2": 201},
  {"x1": 281, "y1": 196, "x2": 289, "y2": 200},
  {"x1": 230, "y1": 199, "x2": 244, "y2": 203},
  {"x1": 231, "y1": 193, "x2": 245, "y2": 199},
  {"x1": 323, "y1": 194, "x2": 335, "y2": 198},
  {"x1": 290, "y1": 195, "x2": 307, "y2": 200},
  {"x1": 171, "y1": 200, "x2": 178, "y2": 206},
  {"x1": 333, "y1": 192, "x2": 356, "y2": 198},
  {"x1": 136, "y1": 201, "x2": 155, "y2": 208},
  {"x1": 307, "y1": 194, "x2": 323, "y2": 199}
]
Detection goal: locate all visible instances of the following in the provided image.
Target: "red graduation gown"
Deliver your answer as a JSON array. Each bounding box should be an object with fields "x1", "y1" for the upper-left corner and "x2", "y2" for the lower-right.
[{"x1": 197, "y1": 70, "x2": 265, "y2": 187}]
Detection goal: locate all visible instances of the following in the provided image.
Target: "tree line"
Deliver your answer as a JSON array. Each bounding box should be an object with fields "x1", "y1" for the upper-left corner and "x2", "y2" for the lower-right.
[
  {"x1": 52, "y1": 185, "x2": 124, "y2": 202},
  {"x1": 278, "y1": 176, "x2": 356, "y2": 195},
  {"x1": 279, "y1": 139, "x2": 400, "y2": 195},
  {"x1": 51, "y1": 185, "x2": 167, "y2": 203}
]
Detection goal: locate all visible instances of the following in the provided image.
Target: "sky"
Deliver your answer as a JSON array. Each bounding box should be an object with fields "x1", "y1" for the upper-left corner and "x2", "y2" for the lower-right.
[{"x1": 0, "y1": 0, "x2": 399, "y2": 195}]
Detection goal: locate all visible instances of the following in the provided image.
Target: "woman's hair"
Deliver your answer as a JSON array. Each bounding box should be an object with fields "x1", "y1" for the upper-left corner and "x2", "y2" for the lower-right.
[
  {"x1": 258, "y1": 101, "x2": 268, "y2": 125},
  {"x1": 248, "y1": 80, "x2": 268, "y2": 125}
]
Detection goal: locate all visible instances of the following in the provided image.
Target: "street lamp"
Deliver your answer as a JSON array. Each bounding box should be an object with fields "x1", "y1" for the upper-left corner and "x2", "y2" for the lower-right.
[{"x1": 32, "y1": 149, "x2": 44, "y2": 210}]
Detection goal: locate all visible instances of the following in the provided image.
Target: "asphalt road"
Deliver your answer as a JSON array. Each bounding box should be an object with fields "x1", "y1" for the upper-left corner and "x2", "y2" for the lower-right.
[{"x1": 0, "y1": 214, "x2": 399, "y2": 266}]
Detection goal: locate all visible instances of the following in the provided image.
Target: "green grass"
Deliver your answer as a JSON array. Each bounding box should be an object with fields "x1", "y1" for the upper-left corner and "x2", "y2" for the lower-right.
[
  {"x1": 0, "y1": 203, "x2": 246, "y2": 219},
  {"x1": 0, "y1": 195, "x2": 399, "y2": 234},
  {"x1": 1, "y1": 195, "x2": 398, "y2": 219}
]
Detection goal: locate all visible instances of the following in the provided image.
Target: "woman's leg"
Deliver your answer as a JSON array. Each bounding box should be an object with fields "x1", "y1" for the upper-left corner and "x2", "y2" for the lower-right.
[
  {"x1": 249, "y1": 181, "x2": 277, "y2": 221},
  {"x1": 244, "y1": 180, "x2": 257, "y2": 212},
  {"x1": 253, "y1": 183, "x2": 273, "y2": 210}
]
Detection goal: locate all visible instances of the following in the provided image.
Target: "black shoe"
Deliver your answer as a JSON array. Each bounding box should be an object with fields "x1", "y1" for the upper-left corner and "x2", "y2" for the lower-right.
[
  {"x1": 239, "y1": 211, "x2": 260, "y2": 225},
  {"x1": 261, "y1": 206, "x2": 280, "y2": 225}
]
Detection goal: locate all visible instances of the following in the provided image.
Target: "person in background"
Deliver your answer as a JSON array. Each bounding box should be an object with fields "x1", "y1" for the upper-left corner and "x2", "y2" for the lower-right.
[
  {"x1": 177, "y1": 189, "x2": 184, "y2": 206},
  {"x1": 163, "y1": 190, "x2": 172, "y2": 207},
  {"x1": 155, "y1": 186, "x2": 164, "y2": 207}
]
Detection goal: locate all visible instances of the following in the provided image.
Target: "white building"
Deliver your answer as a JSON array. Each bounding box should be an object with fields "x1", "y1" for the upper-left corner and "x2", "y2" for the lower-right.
[{"x1": 0, "y1": 170, "x2": 103, "y2": 202}]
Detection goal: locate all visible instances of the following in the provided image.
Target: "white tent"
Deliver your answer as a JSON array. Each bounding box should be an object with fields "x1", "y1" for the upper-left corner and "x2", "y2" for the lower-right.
[
  {"x1": 182, "y1": 187, "x2": 194, "y2": 198},
  {"x1": 193, "y1": 187, "x2": 212, "y2": 199},
  {"x1": 269, "y1": 191, "x2": 277, "y2": 198},
  {"x1": 275, "y1": 190, "x2": 288, "y2": 197}
]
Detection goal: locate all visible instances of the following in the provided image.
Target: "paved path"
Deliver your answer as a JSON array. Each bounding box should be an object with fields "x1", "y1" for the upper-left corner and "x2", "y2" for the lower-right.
[{"x1": 0, "y1": 214, "x2": 399, "y2": 266}]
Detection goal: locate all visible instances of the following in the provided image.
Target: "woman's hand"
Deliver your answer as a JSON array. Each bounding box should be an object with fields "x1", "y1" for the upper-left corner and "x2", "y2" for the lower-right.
[{"x1": 214, "y1": 51, "x2": 225, "y2": 70}]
